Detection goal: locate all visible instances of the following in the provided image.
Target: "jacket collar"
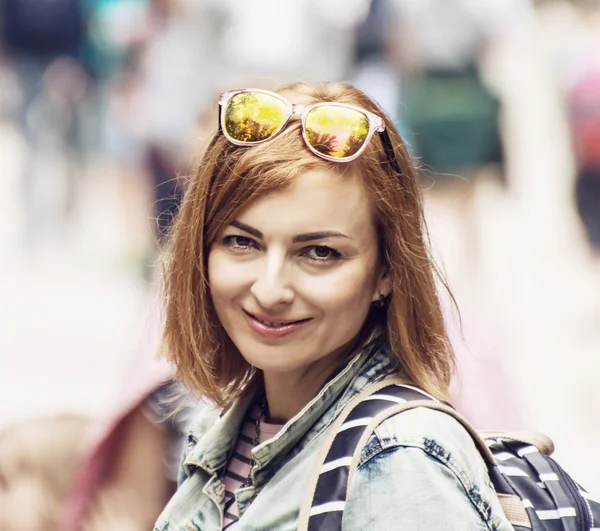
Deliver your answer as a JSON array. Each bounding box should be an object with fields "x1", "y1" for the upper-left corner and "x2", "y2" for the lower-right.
[{"x1": 184, "y1": 334, "x2": 397, "y2": 478}]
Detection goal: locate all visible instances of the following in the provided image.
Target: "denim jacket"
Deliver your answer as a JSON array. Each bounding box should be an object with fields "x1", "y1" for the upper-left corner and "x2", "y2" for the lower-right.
[{"x1": 154, "y1": 341, "x2": 513, "y2": 531}]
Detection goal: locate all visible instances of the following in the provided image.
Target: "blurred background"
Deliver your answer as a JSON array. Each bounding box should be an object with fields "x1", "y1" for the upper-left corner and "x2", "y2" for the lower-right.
[{"x1": 1, "y1": 0, "x2": 599, "y2": 529}]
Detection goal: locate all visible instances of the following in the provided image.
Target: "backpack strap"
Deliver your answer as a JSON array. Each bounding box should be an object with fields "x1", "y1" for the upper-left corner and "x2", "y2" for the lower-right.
[
  {"x1": 297, "y1": 376, "x2": 413, "y2": 530},
  {"x1": 478, "y1": 431, "x2": 555, "y2": 456},
  {"x1": 297, "y1": 379, "x2": 530, "y2": 531}
]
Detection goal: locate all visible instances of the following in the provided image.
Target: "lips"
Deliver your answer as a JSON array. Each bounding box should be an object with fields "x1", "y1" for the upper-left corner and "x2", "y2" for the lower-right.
[
  {"x1": 243, "y1": 310, "x2": 312, "y2": 338},
  {"x1": 244, "y1": 310, "x2": 310, "y2": 326}
]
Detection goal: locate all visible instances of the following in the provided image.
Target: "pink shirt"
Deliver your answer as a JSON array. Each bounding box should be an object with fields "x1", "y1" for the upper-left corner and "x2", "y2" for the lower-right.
[{"x1": 223, "y1": 407, "x2": 283, "y2": 529}]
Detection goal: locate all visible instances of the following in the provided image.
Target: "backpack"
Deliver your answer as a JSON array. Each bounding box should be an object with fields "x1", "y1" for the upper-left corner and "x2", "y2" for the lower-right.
[{"x1": 297, "y1": 378, "x2": 600, "y2": 530}]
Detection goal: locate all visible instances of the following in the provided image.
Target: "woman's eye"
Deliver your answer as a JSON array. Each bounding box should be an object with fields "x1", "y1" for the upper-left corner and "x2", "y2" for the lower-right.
[
  {"x1": 222, "y1": 235, "x2": 256, "y2": 250},
  {"x1": 303, "y1": 245, "x2": 342, "y2": 262}
]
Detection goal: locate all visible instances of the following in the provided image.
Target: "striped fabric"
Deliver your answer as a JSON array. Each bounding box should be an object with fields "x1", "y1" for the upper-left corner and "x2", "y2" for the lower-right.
[
  {"x1": 306, "y1": 384, "x2": 600, "y2": 531},
  {"x1": 223, "y1": 407, "x2": 283, "y2": 530},
  {"x1": 486, "y1": 438, "x2": 600, "y2": 530},
  {"x1": 307, "y1": 384, "x2": 427, "y2": 531}
]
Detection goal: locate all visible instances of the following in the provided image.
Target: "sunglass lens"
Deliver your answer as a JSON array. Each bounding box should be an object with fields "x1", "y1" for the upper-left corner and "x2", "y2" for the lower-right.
[
  {"x1": 224, "y1": 92, "x2": 288, "y2": 143},
  {"x1": 305, "y1": 106, "x2": 370, "y2": 159}
]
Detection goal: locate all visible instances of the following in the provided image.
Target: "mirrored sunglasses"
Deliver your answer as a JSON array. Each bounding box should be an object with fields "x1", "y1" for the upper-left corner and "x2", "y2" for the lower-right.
[{"x1": 218, "y1": 88, "x2": 392, "y2": 163}]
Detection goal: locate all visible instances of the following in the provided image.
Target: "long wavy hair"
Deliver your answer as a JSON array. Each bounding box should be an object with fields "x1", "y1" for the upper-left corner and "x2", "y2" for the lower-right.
[{"x1": 160, "y1": 81, "x2": 456, "y2": 407}]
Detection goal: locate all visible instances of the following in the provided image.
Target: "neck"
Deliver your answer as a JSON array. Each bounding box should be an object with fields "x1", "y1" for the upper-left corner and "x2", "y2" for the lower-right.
[
  {"x1": 261, "y1": 349, "x2": 351, "y2": 424},
  {"x1": 258, "y1": 327, "x2": 380, "y2": 423},
  {"x1": 262, "y1": 373, "x2": 324, "y2": 424}
]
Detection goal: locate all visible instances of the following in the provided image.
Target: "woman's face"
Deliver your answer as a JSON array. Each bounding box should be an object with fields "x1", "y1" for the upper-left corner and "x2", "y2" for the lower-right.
[{"x1": 208, "y1": 169, "x2": 389, "y2": 377}]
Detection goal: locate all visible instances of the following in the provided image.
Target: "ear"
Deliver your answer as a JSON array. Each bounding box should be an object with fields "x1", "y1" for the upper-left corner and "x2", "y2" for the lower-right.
[{"x1": 371, "y1": 267, "x2": 392, "y2": 303}]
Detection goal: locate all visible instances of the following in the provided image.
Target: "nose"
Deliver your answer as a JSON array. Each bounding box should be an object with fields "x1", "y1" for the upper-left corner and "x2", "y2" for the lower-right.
[{"x1": 250, "y1": 253, "x2": 295, "y2": 309}]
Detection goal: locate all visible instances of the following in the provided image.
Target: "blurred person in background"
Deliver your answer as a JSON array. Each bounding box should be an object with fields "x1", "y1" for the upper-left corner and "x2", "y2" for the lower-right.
[
  {"x1": 139, "y1": 0, "x2": 219, "y2": 244},
  {"x1": 64, "y1": 379, "x2": 202, "y2": 531},
  {"x1": 61, "y1": 89, "x2": 217, "y2": 524},
  {"x1": 386, "y1": 0, "x2": 527, "y2": 285},
  {"x1": 350, "y1": 0, "x2": 401, "y2": 128},
  {"x1": 78, "y1": 0, "x2": 146, "y2": 158},
  {"x1": 211, "y1": 0, "x2": 363, "y2": 87},
  {"x1": 562, "y1": 0, "x2": 600, "y2": 265},
  {"x1": 83, "y1": 0, "x2": 220, "y2": 266},
  {"x1": 0, "y1": 415, "x2": 90, "y2": 531},
  {"x1": 80, "y1": 0, "x2": 150, "y2": 81},
  {"x1": 88, "y1": 0, "x2": 157, "y2": 263},
  {"x1": 349, "y1": 0, "x2": 521, "y2": 430},
  {"x1": 62, "y1": 292, "x2": 204, "y2": 531},
  {"x1": 1, "y1": 0, "x2": 89, "y2": 248}
]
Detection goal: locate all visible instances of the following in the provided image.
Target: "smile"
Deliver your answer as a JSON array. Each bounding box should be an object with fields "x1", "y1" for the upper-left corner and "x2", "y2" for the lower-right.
[{"x1": 243, "y1": 310, "x2": 312, "y2": 338}]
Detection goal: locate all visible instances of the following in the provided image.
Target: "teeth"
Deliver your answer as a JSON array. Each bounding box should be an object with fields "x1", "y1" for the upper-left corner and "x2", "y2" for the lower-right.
[
  {"x1": 246, "y1": 311, "x2": 306, "y2": 327},
  {"x1": 258, "y1": 319, "x2": 287, "y2": 327}
]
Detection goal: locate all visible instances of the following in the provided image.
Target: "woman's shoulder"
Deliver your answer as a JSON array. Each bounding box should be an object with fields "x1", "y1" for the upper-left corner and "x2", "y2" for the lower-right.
[
  {"x1": 353, "y1": 404, "x2": 497, "y2": 509},
  {"x1": 365, "y1": 406, "x2": 487, "y2": 475},
  {"x1": 345, "y1": 407, "x2": 512, "y2": 530}
]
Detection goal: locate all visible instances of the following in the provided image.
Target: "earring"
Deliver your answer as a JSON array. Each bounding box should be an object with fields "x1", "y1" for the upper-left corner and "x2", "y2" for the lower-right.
[{"x1": 376, "y1": 292, "x2": 387, "y2": 308}]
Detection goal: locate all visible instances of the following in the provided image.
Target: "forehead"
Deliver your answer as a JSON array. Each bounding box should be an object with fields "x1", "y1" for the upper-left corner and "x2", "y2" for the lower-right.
[{"x1": 236, "y1": 169, "x2": 376, "y2": 238}]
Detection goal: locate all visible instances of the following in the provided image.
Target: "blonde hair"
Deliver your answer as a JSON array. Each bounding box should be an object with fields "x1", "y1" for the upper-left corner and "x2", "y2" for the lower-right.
[
  {"x1": 0, "y1": 415, "x2": 90, "y2": 530},
  {"x1": 161, "y1": 81, "x2": 455, "y2": 407}
]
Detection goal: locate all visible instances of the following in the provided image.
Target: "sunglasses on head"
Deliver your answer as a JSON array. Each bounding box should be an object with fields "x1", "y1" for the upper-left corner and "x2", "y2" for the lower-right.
[{"x1": 218, "y1": 88, "x2": 400, "y2": 170}]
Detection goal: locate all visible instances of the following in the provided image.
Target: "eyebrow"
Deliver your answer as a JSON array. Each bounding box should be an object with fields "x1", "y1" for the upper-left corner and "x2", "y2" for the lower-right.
[
  {"x1": 230, "y1": 220, "x2": 262, "y2": 238},
  {"x1": 229, "y1": 220, "x2": 352, "y2": 243}
]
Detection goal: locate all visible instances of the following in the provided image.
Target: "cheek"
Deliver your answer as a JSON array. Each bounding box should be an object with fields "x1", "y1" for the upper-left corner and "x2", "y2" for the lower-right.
[
  {"x1": 207, "y1": 250, "x2": 248, "y2": 302},
  {"x1": 300, "y1": 262, "x2": 378, "y2": 311}
]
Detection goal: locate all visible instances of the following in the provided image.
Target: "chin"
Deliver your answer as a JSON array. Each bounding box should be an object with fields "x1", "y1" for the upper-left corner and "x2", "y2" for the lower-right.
[{"x1": 239, "y1": 344, "x2": 313, "y2": 374}]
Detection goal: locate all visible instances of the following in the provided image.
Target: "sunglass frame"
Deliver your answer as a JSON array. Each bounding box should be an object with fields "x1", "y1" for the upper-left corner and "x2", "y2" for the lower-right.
[{"x1": 218, "y1": 88, "x2": 387, "y2": 163}]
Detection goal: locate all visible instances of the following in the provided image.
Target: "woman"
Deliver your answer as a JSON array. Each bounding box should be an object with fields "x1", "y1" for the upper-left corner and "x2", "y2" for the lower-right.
[{"x1": 154, "y1": 82, "x2": 511, "y2": 530}]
